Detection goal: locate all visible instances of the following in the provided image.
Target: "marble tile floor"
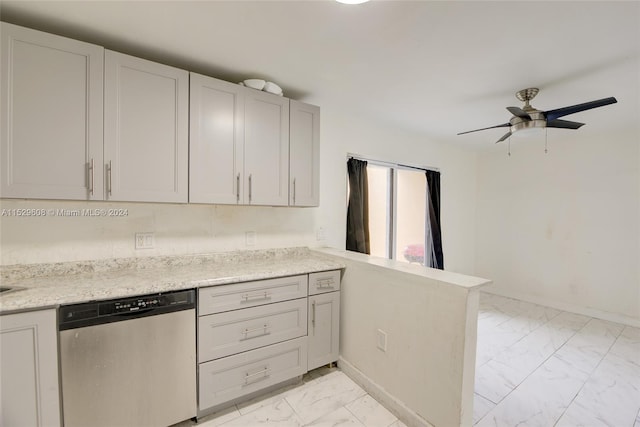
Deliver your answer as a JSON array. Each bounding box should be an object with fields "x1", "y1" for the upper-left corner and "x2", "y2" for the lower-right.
[
  {"x1": 177, "y1": 292, "x2": 639, "y2": 427},
  {"x1": 474, "y1": 293, "x2": 640, "y2": 427},
  {"x1": 175, "y1": 367, "x2": 407, "y2": 427}
]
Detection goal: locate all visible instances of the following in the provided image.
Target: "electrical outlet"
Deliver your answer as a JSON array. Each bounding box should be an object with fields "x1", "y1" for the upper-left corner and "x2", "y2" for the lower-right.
[
  {"x1": 245, "y1": 231, "x2": 257, "y2": 246},
  {"x1": 377, "y1": 329, "x2": 387, "y2": 352},
  {"x1": 316, "y1": 227, "x2": 326, "y2": 241},
  {"x1": 135, "y1": 232, "x2": 155, "y2": 249}
]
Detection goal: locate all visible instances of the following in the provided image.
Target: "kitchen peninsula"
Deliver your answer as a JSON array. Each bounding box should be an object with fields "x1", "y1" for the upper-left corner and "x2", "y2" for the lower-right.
[{"x1": 1, "y1": 247, "x2": 489, "y2": 427}]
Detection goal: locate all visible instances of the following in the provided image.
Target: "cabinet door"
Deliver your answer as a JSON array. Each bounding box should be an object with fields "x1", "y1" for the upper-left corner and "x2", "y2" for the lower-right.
[
  {"x1": 189, "y1": 73, "x2": 244, "y2": 204},
  {"x1": 244, "y1": 90, "x2": 289, "y2": 206},
  {"x1": 1, "y1": 309, "x2": 61, "y2": 427},
  {"x1": 0, "y1": 22, "x2": 104, "y2": 200},
  {"x1": 289, "y1": 101, "x2": 320, "y2": 207},
  {"x1": 104, "y1": 50, "x2": 188, "y2": 203},
  {"x1": 308, "y1": 291, "x2": 340, "y2": 371}
]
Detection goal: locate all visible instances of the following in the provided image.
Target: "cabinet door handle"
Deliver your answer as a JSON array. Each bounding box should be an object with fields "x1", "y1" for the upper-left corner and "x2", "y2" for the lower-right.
[
  {"x1": 107, "y1": 161, "x2": 113, "y2": 196},
  {"x1": 312, "y1": 300, "x2": 316, "y2": 328},
  {"x1": 88, "y1": 158, "x2": 94, "y2": 196},
  {"x1": 292, "y1": 177, "x2": 296, "y2": 205},
  {"x1": 248, "y1": 174, "x2": 252, "y2": 203},
  {"x1": 236, "y1": 173, "x2": 240, "y2": 203}
]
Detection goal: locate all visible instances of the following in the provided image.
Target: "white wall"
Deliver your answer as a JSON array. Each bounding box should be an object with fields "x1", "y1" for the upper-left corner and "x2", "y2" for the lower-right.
[
  {"x1": 0, "y1": 103, "x2": 478, "y2": 271},
  {"x1": 475, "y1": 128, "x2": 640, "y2": 325}
]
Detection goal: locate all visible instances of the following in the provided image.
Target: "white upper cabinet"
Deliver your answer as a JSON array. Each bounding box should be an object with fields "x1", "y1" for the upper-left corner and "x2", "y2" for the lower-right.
[
  {"x1": 190, "y1": 76, "x2": 290, "y2": 206},
  {"x1": 2, "y1": 23, "x2": 318, "y2": 207},
  {"x1": 289, "y1": 101, "x2": 320, "y2": 207},
  {"x1": 244, "y1": 90, "x2": 290, "y2": 206},
  {"x1": 104, "y1": 50, "x2": 189, "y2": 203},
  {"x1": 0, "y1": 22, "x2": 104, "y2": 200},
  {"x1": 189, "y1": 73, "x2": 244, "y2": 204}
]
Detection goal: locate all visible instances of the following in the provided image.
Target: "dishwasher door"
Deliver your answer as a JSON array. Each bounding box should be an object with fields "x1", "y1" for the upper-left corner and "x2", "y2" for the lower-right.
[{"x1": 59, "y1": 308, "x2": 196, "y2": 427}]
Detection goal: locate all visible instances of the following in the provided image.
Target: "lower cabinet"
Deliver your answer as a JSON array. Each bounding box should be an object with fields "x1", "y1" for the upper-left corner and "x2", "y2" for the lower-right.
[
  {"x1": 0, "y1": 309, "x2": 61, "y2": 427},
  {"x1": 307, "y1": 270, "x2": 341, "y2": 371},
  {"x1": 198, "y1": 298, "x2": 308, "y2": 362},
  {"x1": 197, "y1": 270, "x2": 341, "y2": 417},
  {"x1": 307, "y1": 291, "x2": 340, "y2": 371},
  {"x1": 199, "y1": 337, "x2": 307, "y2": 410}
]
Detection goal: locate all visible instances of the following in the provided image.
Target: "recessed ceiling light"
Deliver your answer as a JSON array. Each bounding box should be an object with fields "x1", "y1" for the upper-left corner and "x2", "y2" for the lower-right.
[{"x1": 336, "y1": 0, "x2": 370, "y2": 4}]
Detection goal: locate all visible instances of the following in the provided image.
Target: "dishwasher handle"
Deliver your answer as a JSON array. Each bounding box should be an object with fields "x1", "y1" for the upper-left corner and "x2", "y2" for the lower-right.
[{"x1": 112, "y1": 307, "x2": 155, "y2": 317}]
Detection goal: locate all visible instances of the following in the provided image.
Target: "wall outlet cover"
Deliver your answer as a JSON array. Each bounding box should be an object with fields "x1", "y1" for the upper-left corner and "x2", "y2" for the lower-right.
[
  {"x1": 135, "y1": 232, "x2": 155, "y2": 249},
  {"x1": 245, "y1": 231, "x2": 257, "y2": 246}
]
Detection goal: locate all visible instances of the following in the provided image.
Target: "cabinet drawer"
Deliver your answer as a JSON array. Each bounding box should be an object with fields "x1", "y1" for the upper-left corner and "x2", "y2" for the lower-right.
[
  {"x1": 309, "y1": 270, "x2": 341, "y2": 295},
  {"x1": 198, "y1": 298, "x2": 307, "y2": 363},
  {"x1": 199, "y1": 275, "x2": 308, "y2": 315},
  {"x1": 198, "y1": 337, "x2": 307, "y2": 411}
]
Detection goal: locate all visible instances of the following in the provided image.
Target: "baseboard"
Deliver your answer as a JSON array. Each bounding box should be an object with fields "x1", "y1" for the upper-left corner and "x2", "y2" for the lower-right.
[
  {"x1": 338, "y1": 357, "x2": 434, "y2": 427},
  {"x1": 482, "y1": 288, "x2": 640, "y2": 328}
]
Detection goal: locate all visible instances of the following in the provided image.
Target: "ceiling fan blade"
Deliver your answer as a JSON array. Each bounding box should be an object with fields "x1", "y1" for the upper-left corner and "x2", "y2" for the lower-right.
[
  {"x1": 545, "y1": 97, "x2": 617, "y2": 121},
  {"x1": 457, "y1": 123, "x2": 510, "y2": 136},
  {"x1": 496, "y1": 131, "x2": 512, "y2": 144},
  {"x1": 546, "y1": 119, "x2": 585, "y2": 130},
  {"x1": 506, "y1": 106, "x2": 531, "y2": 120}
]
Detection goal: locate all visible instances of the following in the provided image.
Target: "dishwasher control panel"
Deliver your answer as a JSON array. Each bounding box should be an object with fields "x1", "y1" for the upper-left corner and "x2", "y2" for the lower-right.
[
  {"x1": 113, "y1": 296, "x2": 161, "y2": 313},
  {"x1": 109, "y1": 291, "x2": 193, "y2": 314},
  {"x1": 59, "y1": 289, "x2": 195, "y2": 330}
]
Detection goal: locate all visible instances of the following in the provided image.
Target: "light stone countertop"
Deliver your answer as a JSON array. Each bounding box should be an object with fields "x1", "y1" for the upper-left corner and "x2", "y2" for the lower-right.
[
  {"x1": 316, "y1": 247, "x2": 491, "y2": 289},
  {"x1": 0, "y1": 248, "x2": 345, "y2": 314}
]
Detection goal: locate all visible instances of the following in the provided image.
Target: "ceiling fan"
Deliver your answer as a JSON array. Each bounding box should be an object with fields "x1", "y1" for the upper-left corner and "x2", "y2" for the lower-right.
[{"x1": 458, "y1": 88, "x2": 617, "y2": 143}]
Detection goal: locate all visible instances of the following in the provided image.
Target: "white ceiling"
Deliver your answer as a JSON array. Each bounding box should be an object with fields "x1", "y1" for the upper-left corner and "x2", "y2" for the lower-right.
[{"x1": 1, "y1": 0, "x2": 639, "y2": 150}]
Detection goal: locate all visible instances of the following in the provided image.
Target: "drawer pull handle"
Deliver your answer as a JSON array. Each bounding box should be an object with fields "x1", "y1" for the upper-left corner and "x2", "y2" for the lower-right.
[
  {"x1": 244, "y1": 366, "x2": 270, "y2": 385},
  {"x1": 241, "y1": 291, "x2": 271, "y2": 302},
  {"x1": 317, "y1": 279, "x2": 335, "y2": 289},
  {"x1": 241, "y1": 324, "x2": 269, "y2": 340},
  {"x1": 312, "y1": 300, "x2": 316, "y2": 328}
]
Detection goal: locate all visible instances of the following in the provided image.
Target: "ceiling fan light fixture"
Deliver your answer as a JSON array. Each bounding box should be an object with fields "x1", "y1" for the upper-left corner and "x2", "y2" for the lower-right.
[
  {"x1": 457, "y1": 88, "x2": 617, "y2": 144},
  {"x1": 336, "y1": 0, "x2": 370, "y2": 4},
  {"x1": 511, "y1": 126, "x2": 545, "y2": 137}
]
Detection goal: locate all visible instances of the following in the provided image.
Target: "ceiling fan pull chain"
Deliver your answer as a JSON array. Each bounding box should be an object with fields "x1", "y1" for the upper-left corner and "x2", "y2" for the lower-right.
[
  {"x1": 508, "y1": 136, "x2": 511, "y2": 157},
  {"x1": 545, "y1": 129, "x2": 548, "y2": 154}
]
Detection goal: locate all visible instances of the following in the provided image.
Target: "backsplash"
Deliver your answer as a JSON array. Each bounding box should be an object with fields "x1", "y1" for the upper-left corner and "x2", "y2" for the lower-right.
[{"x1": 0, "y1": 199, "x2": 323, "y2": 266}]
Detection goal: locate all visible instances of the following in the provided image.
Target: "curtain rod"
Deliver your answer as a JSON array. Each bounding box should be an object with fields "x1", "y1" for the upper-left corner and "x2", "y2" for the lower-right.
[{"x1": 347, "y1": 153, "x2": 440, "y2": 173}]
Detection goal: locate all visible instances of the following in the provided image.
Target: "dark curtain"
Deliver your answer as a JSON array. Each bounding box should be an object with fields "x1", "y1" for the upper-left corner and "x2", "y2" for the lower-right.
[
  {"x1": 346, "y1": 158, "x2": 370, "y2": 254},
  {"x1": 426, "y1": 170, "x2": 443, "y2": 269}
]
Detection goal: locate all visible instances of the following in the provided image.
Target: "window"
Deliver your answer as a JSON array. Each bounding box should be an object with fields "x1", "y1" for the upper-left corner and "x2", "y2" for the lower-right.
[
  {"x1": 368, "y1": 163, "x2": 428, "y2": 264},
  {"x1": 347, "y1": 156, "x2": 442, "y2": 268}
]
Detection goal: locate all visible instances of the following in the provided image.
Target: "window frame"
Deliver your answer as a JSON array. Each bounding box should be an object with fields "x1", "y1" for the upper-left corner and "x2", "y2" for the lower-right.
[{"x1": 347, "y1": 155, "x2": 439, "y2": 264}]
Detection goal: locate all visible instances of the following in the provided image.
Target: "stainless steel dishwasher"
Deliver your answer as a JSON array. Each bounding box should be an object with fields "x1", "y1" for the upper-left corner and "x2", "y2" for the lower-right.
[{"x1": 59, "y1": 289, "x2": 197, "y2": 427}]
